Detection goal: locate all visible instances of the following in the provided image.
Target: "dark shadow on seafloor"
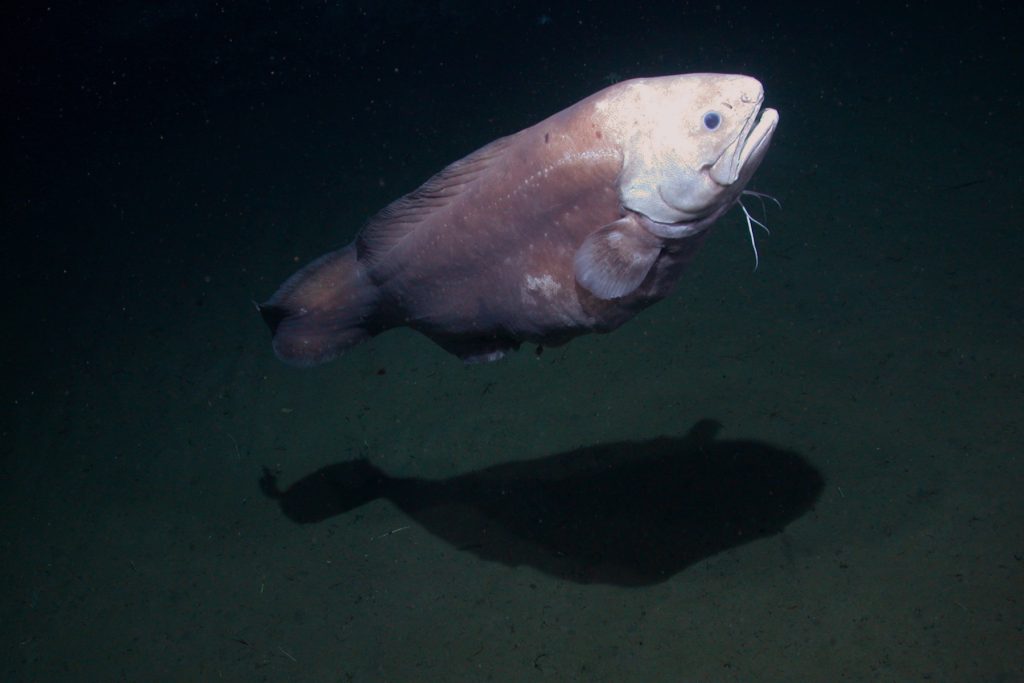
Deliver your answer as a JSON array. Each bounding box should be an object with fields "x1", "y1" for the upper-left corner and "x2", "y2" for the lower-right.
[{"x1": 260, "y1": 419, "x2": 824, "y2": 586}]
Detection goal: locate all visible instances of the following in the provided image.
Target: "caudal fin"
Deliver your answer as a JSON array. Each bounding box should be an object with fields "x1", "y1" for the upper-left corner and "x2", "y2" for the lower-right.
[{"x1": 258, "y1": 244, "x2": 380, "y2": 367}]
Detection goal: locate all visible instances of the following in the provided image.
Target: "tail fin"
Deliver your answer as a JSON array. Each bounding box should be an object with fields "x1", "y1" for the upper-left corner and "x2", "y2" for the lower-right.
[{"x1": 258, "y1": 244, "x2": 379, "y2": 367}]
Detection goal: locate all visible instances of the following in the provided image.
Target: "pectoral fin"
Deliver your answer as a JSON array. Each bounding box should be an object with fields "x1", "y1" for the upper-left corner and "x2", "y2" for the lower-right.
[{"x1": 573, "y1": 216, "x2": 662, "y2": 299}]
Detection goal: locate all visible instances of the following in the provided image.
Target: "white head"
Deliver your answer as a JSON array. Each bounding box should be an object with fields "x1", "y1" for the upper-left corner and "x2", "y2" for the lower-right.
[{"x1": 594, "y1": 73, "x2": 779, "y2": 238}]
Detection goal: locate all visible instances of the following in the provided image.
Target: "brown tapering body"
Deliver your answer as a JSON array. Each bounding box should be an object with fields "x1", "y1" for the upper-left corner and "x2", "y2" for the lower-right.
[{"x1": 260, "y1": 74, "x2": 778, "y2": 365}]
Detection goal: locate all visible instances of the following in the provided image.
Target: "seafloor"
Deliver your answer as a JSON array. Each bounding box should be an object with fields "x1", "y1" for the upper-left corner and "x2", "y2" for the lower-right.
[{"x1": 3, "y1": 3, "x2": 1021, "y2": 681}]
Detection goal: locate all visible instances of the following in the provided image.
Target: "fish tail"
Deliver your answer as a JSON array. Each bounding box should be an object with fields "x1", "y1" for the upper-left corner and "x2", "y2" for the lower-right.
[{"x1": 257, "y1": 244, "x2": 380, "y2": 367}]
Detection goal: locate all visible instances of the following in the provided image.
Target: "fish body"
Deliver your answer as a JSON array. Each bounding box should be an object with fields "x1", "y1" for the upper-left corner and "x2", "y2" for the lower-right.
[{"x1": 260, "y1": 74, "x2": 778, "y2": 365}]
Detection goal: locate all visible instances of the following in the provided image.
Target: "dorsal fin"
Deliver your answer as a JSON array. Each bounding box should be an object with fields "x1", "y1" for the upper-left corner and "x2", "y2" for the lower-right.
[{"x1": 356, "y1": 134, "x2": 516, "y2": 268}]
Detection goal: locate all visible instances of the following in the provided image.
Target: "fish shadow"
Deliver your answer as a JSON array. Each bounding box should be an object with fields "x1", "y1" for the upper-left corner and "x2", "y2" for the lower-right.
[{"x1": 260, "y1": 419, "x2": 824, "y2": 586}]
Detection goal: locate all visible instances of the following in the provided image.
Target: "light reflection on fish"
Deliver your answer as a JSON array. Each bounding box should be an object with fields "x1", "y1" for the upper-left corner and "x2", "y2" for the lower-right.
[{"x1": 259, "y1": 73, "x2": 779, "y2": 365}]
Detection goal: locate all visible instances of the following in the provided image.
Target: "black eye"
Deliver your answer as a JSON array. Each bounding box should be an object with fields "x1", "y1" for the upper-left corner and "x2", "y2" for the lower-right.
[{"x1": 703, "y1": 111, "x2": 722, "y2": 130}]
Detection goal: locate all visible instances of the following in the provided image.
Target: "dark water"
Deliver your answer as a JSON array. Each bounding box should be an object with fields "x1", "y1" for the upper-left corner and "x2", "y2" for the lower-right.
[{"x1": 3, "y1": 1, "x2": 1022, "y2": 680}]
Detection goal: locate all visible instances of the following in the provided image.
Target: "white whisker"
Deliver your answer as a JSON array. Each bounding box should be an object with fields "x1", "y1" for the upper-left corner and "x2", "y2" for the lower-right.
[
  {"x1": 742, "y1": 190, "x2": 782, "y2": 209},
  {"x1": 738, "y1": 190, "x2": 781, "y2": 271}
]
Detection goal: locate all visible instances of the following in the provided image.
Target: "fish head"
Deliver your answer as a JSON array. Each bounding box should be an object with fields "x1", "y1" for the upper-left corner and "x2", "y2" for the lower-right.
[{"x1": 599, "y1": 73, "x2": 779, "y2": 238}]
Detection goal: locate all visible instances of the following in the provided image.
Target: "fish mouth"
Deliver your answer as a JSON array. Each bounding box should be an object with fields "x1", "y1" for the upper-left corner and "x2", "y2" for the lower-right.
[
  {"x1": 739, "y1": 106, "x2": 779, "y2": 174},
  {"x1": 710, "y1": 104, "x2": 779, "y2": 186},
  {"x1": 643, "y1": 104, "x2": 779, "y2": 241}
]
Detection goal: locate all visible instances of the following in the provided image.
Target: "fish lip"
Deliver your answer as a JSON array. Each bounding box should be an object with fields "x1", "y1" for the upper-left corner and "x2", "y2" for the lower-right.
[
  {"x1": 709, "y1": 101, "x2": 776, "y2": 187},
  {"x1": 737, "y1": 106, "x2": 778, "y2": 175}
]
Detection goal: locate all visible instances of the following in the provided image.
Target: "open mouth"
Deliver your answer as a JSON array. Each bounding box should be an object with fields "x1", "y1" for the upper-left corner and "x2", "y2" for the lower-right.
[
  {"x1": 710, "y1": 105, "x2": 779, "y2": 186},
  {"x1": 737, "y1": 107, "x2": 779, "y2": 174}
]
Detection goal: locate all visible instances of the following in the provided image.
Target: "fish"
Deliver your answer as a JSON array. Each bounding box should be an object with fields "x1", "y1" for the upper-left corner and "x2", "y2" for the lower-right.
[{"x1": 258, "y1": 73, "x2": 779, "y2": 365}]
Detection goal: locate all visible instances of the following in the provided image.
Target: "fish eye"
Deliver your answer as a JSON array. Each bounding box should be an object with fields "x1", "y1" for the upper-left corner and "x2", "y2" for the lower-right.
[{"x1": 702, "y1": 111, "x2": 722, "y2": 130}]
